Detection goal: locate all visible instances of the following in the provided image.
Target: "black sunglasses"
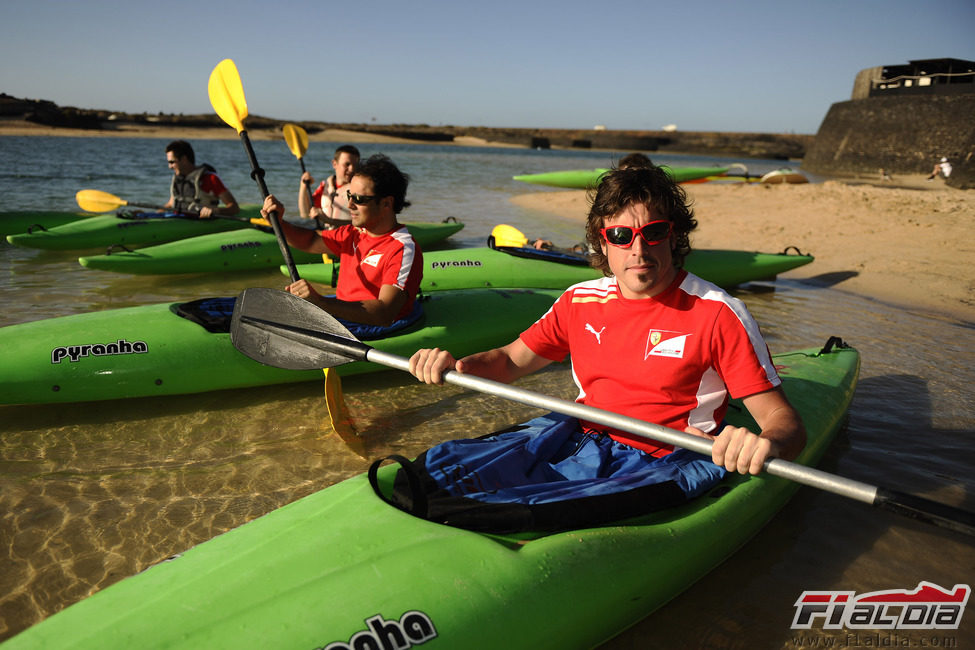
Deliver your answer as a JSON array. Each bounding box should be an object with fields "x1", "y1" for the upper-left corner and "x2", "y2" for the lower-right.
[
  {"x1": 600, "y1": 221, "x2": 672, "y2": 248},
  {"x1": 347, "y1": 190, "x2": 379, "y2": 206}
]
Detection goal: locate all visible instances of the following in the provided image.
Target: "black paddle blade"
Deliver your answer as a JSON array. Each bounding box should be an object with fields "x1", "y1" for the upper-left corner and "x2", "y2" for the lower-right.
[
  {"x1": 230, "y1": 287, "x2": 366, "y2": 370},
  {"x1": 875, "y1": 488, "x2": 975, "y2": 538}
]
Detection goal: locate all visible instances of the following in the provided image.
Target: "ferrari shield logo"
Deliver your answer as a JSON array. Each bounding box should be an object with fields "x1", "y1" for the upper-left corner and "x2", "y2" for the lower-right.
[{"x1": 645, "y1": 329, "x2": 690, "y2": 359}]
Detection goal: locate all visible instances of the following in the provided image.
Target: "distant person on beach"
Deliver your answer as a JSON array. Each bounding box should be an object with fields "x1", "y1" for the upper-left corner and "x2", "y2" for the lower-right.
[
  {"x1": 163, "y1": 140, "x2": 240, "y2": 218},
  {"x1": 927, "y1": 157, "x2": 952, "y2": 181},
  {"x1": 299, "y1": 144, "x2": 361, "y2": 229},
  {"x1": 261, "y1": 154, "x2": 423, "y2": 333}
]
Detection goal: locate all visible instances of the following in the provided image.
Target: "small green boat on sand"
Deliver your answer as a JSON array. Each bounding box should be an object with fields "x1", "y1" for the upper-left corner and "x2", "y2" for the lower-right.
[
  {"x1": 5, "y1": 206, "x2": 265, "y2": 251},
  {"x1": 288, "y1": 244, "x2": 814, "y2": 291},
  {"x1": 513, "y1": 165, "x2": 730, "y2": 189},
  {"x1": 77, "y1": 219, "x2": 465, "y2": 274},
  {"x1": 0, "y1": 286, "x2": 556, "y2": 405},
  {"x1": 1, "y1": 341, "x2": 860, "y2": 649}
]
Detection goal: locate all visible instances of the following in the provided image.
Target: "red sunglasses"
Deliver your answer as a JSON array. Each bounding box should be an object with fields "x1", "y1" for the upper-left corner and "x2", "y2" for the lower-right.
[{"x1": 600, "y1": 221, "x2": 672, "y2": 248}]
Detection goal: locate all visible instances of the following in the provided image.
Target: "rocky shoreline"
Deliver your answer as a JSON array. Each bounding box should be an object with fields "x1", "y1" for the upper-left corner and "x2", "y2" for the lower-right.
[
  {"x1": 3, "y1": 92, "x2": 969, "y2": 187},
  {"x1": 0, "y1": 93, "x2": 811, "y2": 160}
]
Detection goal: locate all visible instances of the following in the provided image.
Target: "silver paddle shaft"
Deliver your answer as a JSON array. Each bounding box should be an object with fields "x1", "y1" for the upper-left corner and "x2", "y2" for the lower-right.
[{"x1": 365, "y1": 348, "x2": 880, "y2": 506}]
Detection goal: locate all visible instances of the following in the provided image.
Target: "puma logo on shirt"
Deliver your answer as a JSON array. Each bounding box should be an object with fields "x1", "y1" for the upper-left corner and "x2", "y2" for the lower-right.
[{"x1": 585, "y1": 323, "x2": 605, "y2": 344}]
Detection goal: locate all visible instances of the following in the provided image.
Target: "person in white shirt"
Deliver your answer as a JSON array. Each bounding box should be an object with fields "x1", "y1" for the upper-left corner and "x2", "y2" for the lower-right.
[{"x1": 927, "y1": 156, "x2": 953, "y2": 181}]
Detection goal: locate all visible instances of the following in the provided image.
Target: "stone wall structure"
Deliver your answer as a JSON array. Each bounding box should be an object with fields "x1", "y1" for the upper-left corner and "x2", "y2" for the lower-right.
[{"x1": 803, "y1": 61, "x2": 975, "y2": 189}]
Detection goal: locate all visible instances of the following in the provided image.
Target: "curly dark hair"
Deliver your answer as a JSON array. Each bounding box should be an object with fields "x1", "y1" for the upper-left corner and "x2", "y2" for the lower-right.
[
  {"x1": 617, "y1": 152, "x2": 654, "y2": 169},
  {"x1": 354, "y1": 154, "x2": 411, "y2": 213},
  {"x1": 585, "y1": 165, "x2": 697, "y2": 275}
]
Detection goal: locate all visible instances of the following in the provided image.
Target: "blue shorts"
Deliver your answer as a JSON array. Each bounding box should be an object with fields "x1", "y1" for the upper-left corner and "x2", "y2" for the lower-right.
[
  {"x1": 338, "y1": 299, "x2": 423, "y2": 340},
  {"x1": 425, "y1": 412, "x2": 726, "y2": 505},
  {"x1": 372, "y1": 412, "x2": 727, "y2": 533}
]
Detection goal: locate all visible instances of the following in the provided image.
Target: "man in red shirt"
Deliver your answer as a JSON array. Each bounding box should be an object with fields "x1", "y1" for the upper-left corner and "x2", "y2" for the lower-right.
[
  {"x1": 163, "y1": 140, "x2": 239, "y2": 218},
  {"x1": 410, "y1": 164, "x2": 804, "y2": 479},
  {"x1": 262, "y1": 154, "x2": 422, "y2": 331}
]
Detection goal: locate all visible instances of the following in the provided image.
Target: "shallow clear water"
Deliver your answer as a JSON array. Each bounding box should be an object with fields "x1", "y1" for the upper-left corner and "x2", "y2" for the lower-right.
[{"x1": 0, "y1": 136, "x2": 972, "y2": 646}]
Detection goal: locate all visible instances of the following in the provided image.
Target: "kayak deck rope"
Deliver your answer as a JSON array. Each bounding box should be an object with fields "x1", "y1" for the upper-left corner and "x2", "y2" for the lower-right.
[
  {"x1": 778, "y1": 245, "x2": 809, "y2": 256},
  {"x1": 103, "y1": 243, "x2": 138, "y2": 256}
]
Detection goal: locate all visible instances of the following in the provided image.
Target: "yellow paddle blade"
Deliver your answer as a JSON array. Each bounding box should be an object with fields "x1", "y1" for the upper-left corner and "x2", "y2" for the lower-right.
[
  {"x1": 76, "y1": 189, "x2": 127, "y2": 213},
  {"x1": 208, "y1": 59, "x2": 248, "y2": 133},
  {"x1": 282, "y1": 123, "x2": 309, "y2": 159},
  {"x1": 491, "y1": 223, "x2": 530, "y2": 248},
  {"x1": 323, "y1": 369, "x2": 357, "y2": 438}
]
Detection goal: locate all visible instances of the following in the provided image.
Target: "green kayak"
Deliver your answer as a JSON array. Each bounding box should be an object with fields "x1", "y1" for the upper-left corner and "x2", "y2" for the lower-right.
[
  {"x1": 5, "y1": 205, "x2": 264, "y2": 251},
  {"x1": 77, "y1": 220, "x2": 465, "y2": 274},
  {"x1": 0, "y1": 210, "x2": 98, "y2": 237},
  {"x1": 513, "y1": 165, "x2": 730, "y2": 189},
  {"x1": 0, "y1": 287, "x2": 558, "y2": 405},
  {"x1": 287, "y1": 245, "x2": 814, "y2": 291},
  {"x1": 2, "y1": 342, "x2": 860, "y2": 649}
]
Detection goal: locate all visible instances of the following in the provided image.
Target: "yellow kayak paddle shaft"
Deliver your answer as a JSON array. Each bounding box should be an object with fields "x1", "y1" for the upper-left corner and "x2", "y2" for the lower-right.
[{"x1": 208, "y1": 58, "x2": 299, "y2": 281}]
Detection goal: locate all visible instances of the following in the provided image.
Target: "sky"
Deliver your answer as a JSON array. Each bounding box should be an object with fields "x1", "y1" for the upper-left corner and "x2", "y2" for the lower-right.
[{"x1": 3, "y1": 0, "x2": 974, "y2": 135}]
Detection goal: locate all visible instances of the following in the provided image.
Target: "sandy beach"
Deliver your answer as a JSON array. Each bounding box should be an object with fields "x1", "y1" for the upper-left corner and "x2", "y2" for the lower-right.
[
  {"x1": 512, "y1": 180, "x2": 974, "y2": 322},
  {"x1": 4, "y1": 119, "x2": 972, "y2": 322}
]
